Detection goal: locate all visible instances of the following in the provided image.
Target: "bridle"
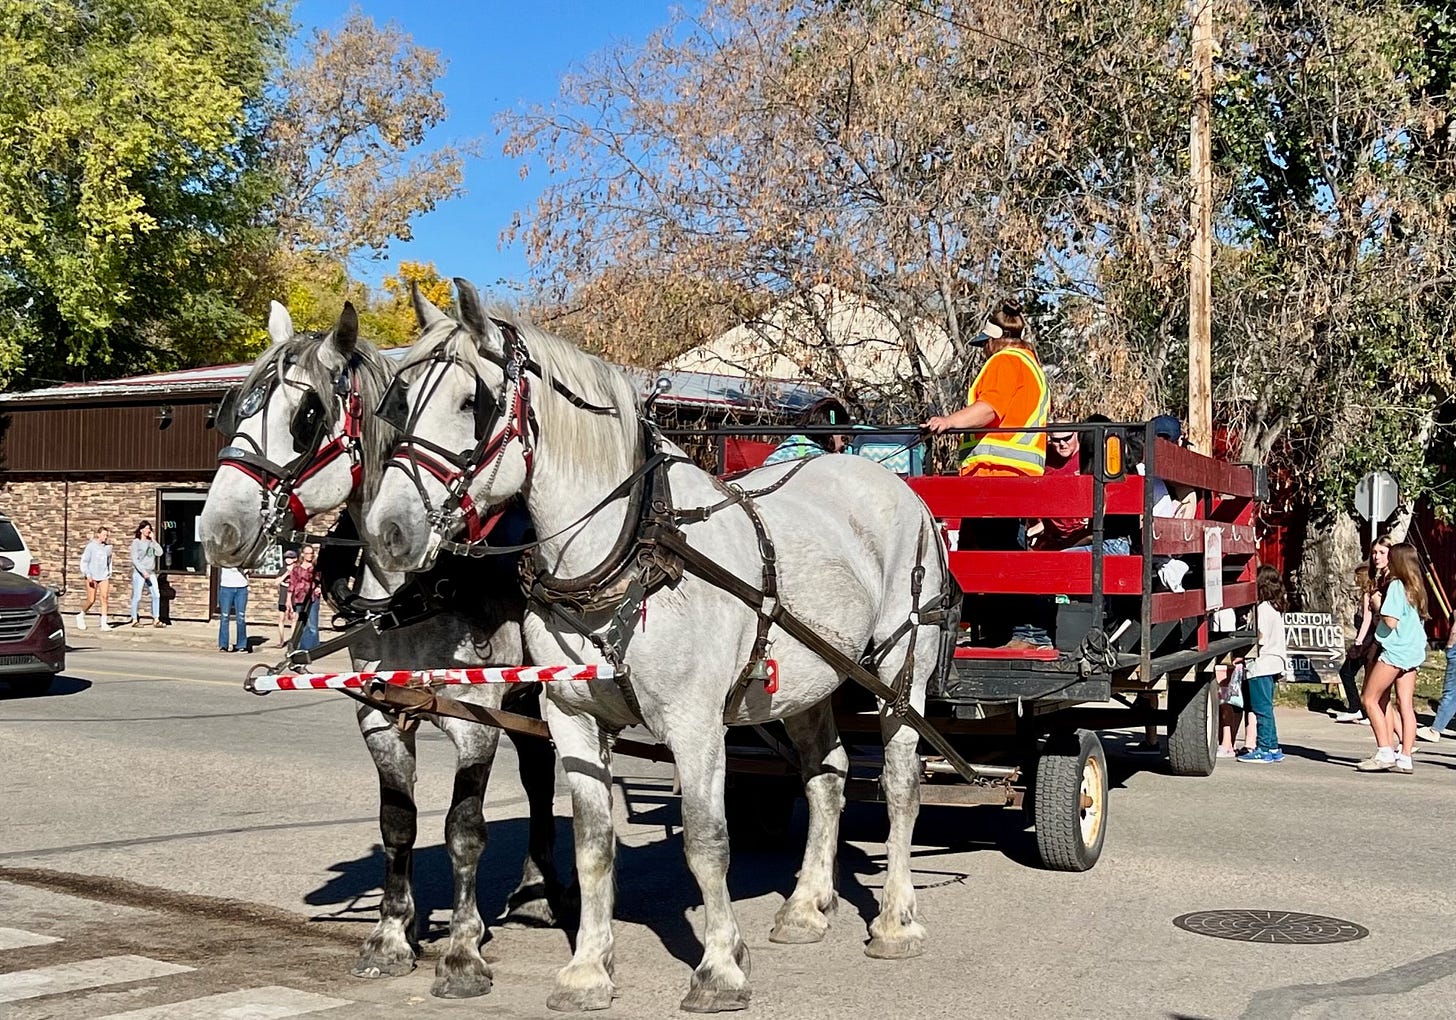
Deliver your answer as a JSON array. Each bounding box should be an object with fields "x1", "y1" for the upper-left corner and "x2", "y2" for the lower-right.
[
  {"x1": 216, "y1": 347, "x2": 368, "y2": 539},
  {"x1": 381, "y1": 321, "x2": 619, "y2": 549}
]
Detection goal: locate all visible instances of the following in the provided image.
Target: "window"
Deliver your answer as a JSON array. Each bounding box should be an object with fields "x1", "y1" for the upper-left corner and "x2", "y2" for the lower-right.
[
  {"x1": 158, "y1": 491, "x2": 208, "y2": 573},
  {"x1": 0, "y1": 520, "x2": 24, "y2": 553}
]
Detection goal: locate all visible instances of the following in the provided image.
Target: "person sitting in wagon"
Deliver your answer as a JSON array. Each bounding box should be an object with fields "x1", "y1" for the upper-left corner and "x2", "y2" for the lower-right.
[{"x1": 763, "y1": 397, "x2": 853, "y2": 465}]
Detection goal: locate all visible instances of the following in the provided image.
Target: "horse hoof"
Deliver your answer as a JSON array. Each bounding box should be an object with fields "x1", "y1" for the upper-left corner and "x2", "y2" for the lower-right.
[
  {"x1": 351, "y1": 955, "x2": 416, "y2": 979},
  {"x1": 768, "y1": 907, "x2": 827, "y2": 948},
  {"x1": 768, "y1": 917, "x2": 828, "y2": 944},
  {"x1": 680, "y1": 985, "x2": 750, "y2": 1013},
  {"x1": 431, "y1": 957, "x2": 493, "y2": 998},
  {"x1": 502, "y1": 894, "x2": 559, "y2": 929},
  {"x1": 546, "y1": 984, "x2": 615, "y2": 1012},
  {"x1": 864, "y1": 935, "x2": 924, "y2": 960}
]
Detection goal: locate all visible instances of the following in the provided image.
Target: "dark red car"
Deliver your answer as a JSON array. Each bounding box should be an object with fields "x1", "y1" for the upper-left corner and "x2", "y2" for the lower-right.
[{"x1": 0, "y1": 562, "x2": 65, "y2": 689}]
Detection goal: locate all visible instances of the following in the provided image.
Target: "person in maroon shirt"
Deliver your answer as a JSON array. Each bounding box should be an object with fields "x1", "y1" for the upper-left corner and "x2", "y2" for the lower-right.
[{"x1": 1032, "y1": 430, "x2": 1091, "y2": 549}]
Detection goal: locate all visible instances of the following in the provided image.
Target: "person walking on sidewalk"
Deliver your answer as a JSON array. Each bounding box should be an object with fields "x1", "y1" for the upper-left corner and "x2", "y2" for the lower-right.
[
  {"x1": 1357, "y1": 542, "x2": 1429, "y2": 774},
  {"x1": 128, "y1": 521, "x2": 166, "y2": 627},
  {"x1": 287, "y1": 544, "x2": 322, "y2": 652},
  {"x1": 1331, "y1": 560, "x2": 1379, "y2": 724},
  {"x1": 1238, "y1": 565, "x2": 1290, "y2": 763},
  {"x1": 217, "y1": 565, "x2": 250, "y2": 653},
  {"x1": 1415, "y1": 610, "x2": 1456, "y2": 743},
  {"x1": 76, "y1": 526, "x2": 114, "y2": 631},
  {"x1": 276, "y1": 549, "x2": 298, "y2": 646}
]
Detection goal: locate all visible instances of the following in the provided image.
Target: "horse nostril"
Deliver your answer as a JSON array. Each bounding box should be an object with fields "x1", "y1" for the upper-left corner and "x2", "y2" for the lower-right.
[{"x1": 383, "y1": 522, "x2": 410, "y2": 560}]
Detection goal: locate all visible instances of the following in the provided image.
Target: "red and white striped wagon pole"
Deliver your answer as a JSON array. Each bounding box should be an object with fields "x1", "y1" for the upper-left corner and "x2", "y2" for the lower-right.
[{"x1": 244, "y1": 663, "x2": 614, "y2": 694}]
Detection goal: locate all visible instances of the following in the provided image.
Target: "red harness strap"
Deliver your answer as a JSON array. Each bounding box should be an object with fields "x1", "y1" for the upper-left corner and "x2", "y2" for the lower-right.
[
  {"x1": 389, "y1": 375, "x2": 532, "y2": 544},
  {"x1": 220, "y1": 376, "x2": 365, "y2": 530}
]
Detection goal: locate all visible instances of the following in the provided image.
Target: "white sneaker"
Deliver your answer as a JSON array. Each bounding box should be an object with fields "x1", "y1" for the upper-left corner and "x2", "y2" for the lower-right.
[
  {"x1": 1415, "y1": 726, "x2": 1442, "y2": 743},
  {"x1": 1393, "y1": 754, "x2": 1414, "y2": 775},
  {"x1": 74, "y1": 612, "x2": 86, "y2": 631},
  {"x1": 99, "y1": 619, "x2": 112, "y2": 631},
  {"x1": 1330, "y1": 710, "x2": 1364, "y2": 723}
]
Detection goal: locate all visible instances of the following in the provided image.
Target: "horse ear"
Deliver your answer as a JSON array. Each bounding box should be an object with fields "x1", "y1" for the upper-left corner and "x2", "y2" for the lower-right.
[
  {"x1": 411, "y1": 281, "x2": 447, "y2": 329},
  {"x1": 333, "y1": 301, "x2": 359, "y2": 357},
  {"x1": 268, "y1": 300, "x2": 294, "y2": 346},
  {"x1": 453, "y1": 277, "x2": 505, "y2": 361},
  {"x1": 453, "y1": 277, "x2": 487, "y2": 334}
]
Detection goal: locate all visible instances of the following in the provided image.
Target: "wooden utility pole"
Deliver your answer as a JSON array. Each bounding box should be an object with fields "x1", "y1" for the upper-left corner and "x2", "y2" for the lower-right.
[{"x1": 1187, "y1": 0, "x2": 1214, "y2": 455}]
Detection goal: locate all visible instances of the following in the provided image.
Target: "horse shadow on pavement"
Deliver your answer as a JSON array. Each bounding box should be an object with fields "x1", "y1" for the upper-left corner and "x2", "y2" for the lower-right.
[{"x1": 307, "y1": 769, "x2": 1078, "y2": 973}]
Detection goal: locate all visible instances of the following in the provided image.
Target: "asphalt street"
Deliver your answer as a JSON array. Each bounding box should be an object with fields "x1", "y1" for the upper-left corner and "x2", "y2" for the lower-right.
[{"x1": 1, "y1": 637, "x2": 1454, "y2": 1019}]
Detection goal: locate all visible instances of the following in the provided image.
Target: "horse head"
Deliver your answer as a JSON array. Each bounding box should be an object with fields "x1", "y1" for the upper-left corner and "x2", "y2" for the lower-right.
[
  {"x1": 199, "y1": 300, "x2": 389, "y2": 566},
  {"x1": 364, "y1": 281, "x2": 518, "y2": 571}
]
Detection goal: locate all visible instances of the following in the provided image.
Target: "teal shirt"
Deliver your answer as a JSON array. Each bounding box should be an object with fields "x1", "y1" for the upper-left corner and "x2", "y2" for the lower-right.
[
  {"x1": 1375, "y1": 579, "x2": 1427, "y2": 670},
  {"x1": 763, "y1": 434, "x2": 827, "y2": 466}
]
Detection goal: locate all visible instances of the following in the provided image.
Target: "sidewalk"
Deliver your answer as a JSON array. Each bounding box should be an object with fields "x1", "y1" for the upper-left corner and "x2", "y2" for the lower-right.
[{"x1": 64, "y1": 616, "x2": 342, "y2": 655}]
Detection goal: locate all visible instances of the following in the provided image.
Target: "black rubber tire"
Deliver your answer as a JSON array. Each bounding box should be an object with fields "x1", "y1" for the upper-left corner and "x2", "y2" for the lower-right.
[
  {"x1": 1032, "y1": 729, "x2": 1108, "y2": 872},
  {"x1": 1167, "y1": 675, "x2": 1218, "y2": 777},
  {"x1": 724, "y1": 774, "x2": 798, "y2": 851}
]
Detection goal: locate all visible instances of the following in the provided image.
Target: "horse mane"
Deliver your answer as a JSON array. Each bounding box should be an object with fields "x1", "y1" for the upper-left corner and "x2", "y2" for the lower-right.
[
  {"x1": 244, "y1": 330, "x2": 399, "y2": 502},
  {"x1": 401, "y1": 308, "x2": 642, "y2": 483}
]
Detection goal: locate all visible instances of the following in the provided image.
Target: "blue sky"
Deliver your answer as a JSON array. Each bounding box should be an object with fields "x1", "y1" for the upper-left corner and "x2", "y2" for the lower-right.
[{"x1": 290, "y1": 1, "x2": 693, "y2": 294}]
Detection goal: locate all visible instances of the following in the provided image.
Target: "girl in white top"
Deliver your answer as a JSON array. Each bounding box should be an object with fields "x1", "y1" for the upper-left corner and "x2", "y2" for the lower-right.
[{"x1": 1238, "y1": 565, "x2": 1289, "y2": 763}]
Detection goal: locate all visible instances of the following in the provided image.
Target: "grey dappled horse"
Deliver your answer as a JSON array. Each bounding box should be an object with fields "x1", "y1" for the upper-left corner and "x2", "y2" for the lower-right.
[
  {"x1": 197, "y1": 302, "x2": 564, "y2": 999},
  {"x1": 366, "y1": 283, "x2": 948, "y2": 1013}
]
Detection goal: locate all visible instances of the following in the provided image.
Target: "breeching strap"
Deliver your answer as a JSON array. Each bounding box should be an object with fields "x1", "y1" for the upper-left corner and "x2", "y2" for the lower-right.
[{"x1": 648, "y1": 527, "x2": 982, "y2": 784}]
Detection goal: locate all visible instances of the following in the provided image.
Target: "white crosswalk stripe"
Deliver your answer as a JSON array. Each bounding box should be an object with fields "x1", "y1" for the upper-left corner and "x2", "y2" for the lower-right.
[
  {"x1": 0, "y1": 927, "x2": 60, "y2": 950},
  {"x1": 0, "y1": 954, "x2": 193, "y2": 1004},
  {"x1": 90, "y1": 985, "x2": 351, "y2": 1019}
]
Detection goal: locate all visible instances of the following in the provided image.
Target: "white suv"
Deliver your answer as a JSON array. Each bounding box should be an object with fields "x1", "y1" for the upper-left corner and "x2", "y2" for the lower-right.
[{"x1": 0, "y1": 514, "x2": 37, "y2": 580}]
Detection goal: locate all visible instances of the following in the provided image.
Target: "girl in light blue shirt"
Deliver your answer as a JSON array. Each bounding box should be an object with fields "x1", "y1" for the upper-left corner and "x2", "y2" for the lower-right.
[{"x1": 1357, "y1": 543, "x2": 1429, "y2": 774}]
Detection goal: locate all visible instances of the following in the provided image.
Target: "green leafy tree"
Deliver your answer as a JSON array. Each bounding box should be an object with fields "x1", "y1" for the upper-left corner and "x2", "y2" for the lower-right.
[{"x1": 0, "y1": 0, "x2": 289, "y2": 385}]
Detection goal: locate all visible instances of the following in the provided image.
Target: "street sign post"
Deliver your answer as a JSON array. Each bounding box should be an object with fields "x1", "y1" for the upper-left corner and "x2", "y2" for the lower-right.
[{"x1": 1353, "y1": 471, "x2": 1399, "y2": 543}]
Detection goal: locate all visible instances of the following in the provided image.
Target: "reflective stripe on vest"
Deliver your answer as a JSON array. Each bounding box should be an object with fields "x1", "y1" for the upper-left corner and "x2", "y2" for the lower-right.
[{"x1": 958, "y1": 347, "x2": 1049, "y2": 475}]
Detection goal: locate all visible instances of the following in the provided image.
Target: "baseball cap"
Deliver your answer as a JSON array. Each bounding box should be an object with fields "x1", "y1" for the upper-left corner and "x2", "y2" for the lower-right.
[
  {"x1": 1151, "y1": 415, "x2": 1182, "y2": 442},
  {"x1": 283, "y1": 549, "x2": 299, "y2": 561},
  {"x1": 969, "y1": 320, "x2": 1004, "y2": 347}
]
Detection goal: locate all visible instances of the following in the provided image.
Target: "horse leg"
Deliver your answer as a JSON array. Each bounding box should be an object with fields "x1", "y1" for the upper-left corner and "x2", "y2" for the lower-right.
[
  {"x1": 865, "y1": 630, "x2": 937, "y2": 960},
  {"x1": 545, "y1": 704, "x2": 617, "y2": 1013},
  {"x1": 770, "y1": 701, "x2": 845, "y2": 944},
  {"x1": 430, "y1": 715, "x2": 503, "y2": 998},
  {"x1": 353, "y1": 707, "x2": 421, "y2": 978},
  {"x1": 500, "y1": 693, "x2": 567, "y2": 927},
  {"x1": 675, "y1": 722, "x2": 750, "y2": 1014}
]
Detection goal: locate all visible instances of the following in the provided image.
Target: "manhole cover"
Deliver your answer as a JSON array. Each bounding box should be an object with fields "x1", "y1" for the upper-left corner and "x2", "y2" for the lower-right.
[{"x1": 1173, "y1": 910, "x2": 1369, "y2": 944}]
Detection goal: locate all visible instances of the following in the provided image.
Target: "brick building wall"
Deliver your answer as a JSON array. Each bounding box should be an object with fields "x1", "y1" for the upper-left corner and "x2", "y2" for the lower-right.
[{"x1": 0, "y1": 479, "x2": 293, "y2": 624}]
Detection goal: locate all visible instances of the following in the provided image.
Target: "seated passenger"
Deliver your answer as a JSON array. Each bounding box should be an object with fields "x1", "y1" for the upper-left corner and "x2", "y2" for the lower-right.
[{"x1": 763, "y1": 397, "x2": 852, "y2": 465}]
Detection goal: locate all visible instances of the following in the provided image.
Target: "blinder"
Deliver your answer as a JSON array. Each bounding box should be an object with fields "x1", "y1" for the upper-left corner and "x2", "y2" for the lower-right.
[
  {"x1": 377, "y1": 376, "x2": 411, "y2": 433},
  {"x1": 376, "y1": 358, "x2": 502, "y2": 444},
  {"x1": 291, "y1": 390, "x2": 327, "y2": 453}
]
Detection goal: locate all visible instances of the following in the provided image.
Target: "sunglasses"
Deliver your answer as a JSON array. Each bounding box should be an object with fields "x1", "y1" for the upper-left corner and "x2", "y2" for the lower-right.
[{"x1": 1049, "y1": 434, "x2": 1077, "y2": 444}]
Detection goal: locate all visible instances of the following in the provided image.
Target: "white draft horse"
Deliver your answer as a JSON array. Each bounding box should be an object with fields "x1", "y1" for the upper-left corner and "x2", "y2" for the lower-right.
[
  {"x1": 366, "y1": 282, "x2": 949, "y2": 1013},
  {"x1": 198, "y1": 302, "x2": 564, "y2": 998}
]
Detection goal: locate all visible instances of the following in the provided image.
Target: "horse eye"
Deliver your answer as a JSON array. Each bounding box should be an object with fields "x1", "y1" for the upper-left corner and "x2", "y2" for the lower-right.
[{"x1": 460, "y1": 396, "x2": 476, "y2": 414}]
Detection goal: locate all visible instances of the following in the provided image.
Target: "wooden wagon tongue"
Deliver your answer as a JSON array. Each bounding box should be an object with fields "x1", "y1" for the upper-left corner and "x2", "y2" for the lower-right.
[{"x1": 244, "y1": 664, "x2": 614, "y2": 693}]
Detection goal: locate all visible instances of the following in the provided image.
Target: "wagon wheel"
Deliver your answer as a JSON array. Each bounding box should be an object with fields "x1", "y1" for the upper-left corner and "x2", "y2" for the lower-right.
[
  {"x1": 1167, "y1": 673, "x2": 1218, "y2": 777},
  {"x1": 1032, "y1": 729, "x2": 1108, "y2": 872}
]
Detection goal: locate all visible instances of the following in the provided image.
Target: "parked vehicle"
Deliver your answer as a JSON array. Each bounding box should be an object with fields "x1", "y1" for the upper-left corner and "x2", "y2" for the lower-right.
[
  {"x1": 0, "y1": 513, "x2": 39, "y2": 579},
  {"x1": 0, "y1": 555, "x2": 65, "y2": 689}
]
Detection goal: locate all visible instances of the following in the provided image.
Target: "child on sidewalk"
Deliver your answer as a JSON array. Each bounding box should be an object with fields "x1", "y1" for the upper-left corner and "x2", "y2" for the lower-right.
[
  {"x1": 1357, "y1": 542, "x2": 1429, "y2": 774},
  {"x1": 1238, "y1": 565, "x2": 1290, "y2": 763}
]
